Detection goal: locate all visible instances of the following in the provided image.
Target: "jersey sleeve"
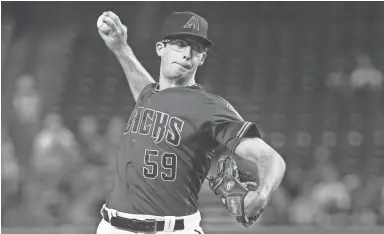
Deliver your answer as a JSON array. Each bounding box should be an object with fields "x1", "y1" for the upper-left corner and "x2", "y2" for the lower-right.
[
  {"x1": 204, "y1": 96, "x2": 261, "y2": 153},
  {"x1": 136, "y1": 83, "x2": 157, "y2": 103}
]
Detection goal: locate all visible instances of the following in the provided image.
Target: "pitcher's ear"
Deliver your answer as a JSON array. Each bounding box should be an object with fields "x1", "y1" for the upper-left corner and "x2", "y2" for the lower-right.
[
  {"x1": 199, "y1": 52, "x2": 207, "y2": 66},
  {"x1": 156, "y1": 42, "x2": 165, "y2": 57}
]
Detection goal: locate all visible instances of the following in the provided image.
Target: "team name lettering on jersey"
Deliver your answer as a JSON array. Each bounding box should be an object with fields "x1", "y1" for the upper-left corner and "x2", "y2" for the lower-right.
[{"x1": 124, "y1": 107, "x2": 184, "y2": 146}]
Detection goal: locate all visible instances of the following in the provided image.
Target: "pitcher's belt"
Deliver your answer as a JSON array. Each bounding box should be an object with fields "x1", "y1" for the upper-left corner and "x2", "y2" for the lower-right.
[{"x1": 101, "y1": 205, "x2": 185, "y2": 232}]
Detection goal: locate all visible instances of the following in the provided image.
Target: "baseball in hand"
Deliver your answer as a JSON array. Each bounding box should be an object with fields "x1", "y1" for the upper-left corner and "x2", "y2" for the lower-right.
[
  {"x1": 97, "y1": 16, "x2": 111, "y2": 35},
  {"x1": 99, "y1": 23, "x2": 111, "y2": 35}
]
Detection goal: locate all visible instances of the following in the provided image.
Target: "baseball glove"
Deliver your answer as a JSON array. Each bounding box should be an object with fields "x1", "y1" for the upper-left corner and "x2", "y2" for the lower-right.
[{"x1": 208, "y1": 155, "x2": 264, "y2": 227}]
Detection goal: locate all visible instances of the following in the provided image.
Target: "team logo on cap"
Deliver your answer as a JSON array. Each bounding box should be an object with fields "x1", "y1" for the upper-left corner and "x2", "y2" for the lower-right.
[{"x1": 183, "y1": 16, "x2": 199, "y2": 31}]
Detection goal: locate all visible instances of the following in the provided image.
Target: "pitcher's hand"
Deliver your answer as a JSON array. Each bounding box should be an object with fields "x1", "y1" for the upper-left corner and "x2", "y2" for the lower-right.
[{"x1": 97, "y1": 11, "x2": 128, "y2": 53}]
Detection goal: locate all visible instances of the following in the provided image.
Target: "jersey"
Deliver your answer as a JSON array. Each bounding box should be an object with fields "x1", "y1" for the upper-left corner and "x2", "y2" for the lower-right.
[{"x1": 106, "y1": 83, "x2": 261, "y2": 216}]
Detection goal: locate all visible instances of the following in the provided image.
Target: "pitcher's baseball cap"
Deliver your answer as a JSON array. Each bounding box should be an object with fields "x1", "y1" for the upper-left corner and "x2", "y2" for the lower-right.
[{"x1": 161, "y1": 11, "x2": 212, "y2": 47}]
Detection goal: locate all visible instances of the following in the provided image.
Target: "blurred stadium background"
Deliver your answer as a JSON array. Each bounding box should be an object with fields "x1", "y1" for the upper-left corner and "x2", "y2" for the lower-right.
[{"x1": 1, "y1": 1, "x2": 384, "y2": 234}]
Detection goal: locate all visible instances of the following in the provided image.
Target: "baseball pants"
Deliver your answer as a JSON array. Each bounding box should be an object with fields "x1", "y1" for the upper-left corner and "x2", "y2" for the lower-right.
[{"x1": 97, "y1": 205, "x2": 205, "y2": 234}]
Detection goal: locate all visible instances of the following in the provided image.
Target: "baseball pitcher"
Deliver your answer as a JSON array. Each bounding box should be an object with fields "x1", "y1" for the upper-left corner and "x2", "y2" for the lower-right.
[{"x1": 96, "y1": 10, "x2": 286, "y2": 234}]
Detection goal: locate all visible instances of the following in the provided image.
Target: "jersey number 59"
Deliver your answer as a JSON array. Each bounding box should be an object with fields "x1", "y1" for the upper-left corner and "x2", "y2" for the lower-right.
[{"x1": 143, "y1": 149, "x2": 177, "y2": 181}]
